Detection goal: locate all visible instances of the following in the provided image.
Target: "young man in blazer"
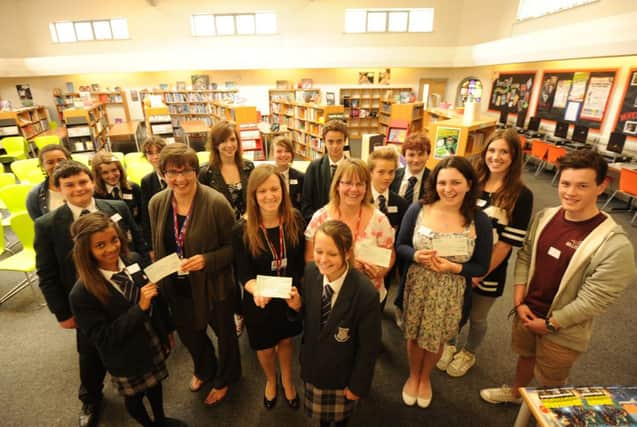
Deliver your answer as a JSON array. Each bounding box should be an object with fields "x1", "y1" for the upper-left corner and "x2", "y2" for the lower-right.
[
  {"x1": 301, "y1": 120, "x2": 348, "y2": 223},
  {"x1": 35, "y1": 161, "x2": 148, "y2": 427},
  {"x1": 390, "y1": 132, "x2": 432, "y2": 205}
]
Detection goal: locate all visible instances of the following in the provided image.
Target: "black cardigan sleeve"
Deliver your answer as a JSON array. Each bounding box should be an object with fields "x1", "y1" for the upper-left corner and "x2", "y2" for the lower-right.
[{"x1": 459, "y1": 210, "x2": 493, "y2": 278}]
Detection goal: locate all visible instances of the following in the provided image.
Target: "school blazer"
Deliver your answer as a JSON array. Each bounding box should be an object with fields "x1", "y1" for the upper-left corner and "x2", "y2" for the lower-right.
[
  {"x1": 287, "y1": 167, "x2": 305, "y2": 212},
  {"x1": 140, "y1": 172, "x2": 165, "y2": 247},
  {"x1": 35, "y1": 199, "x2": 148, "y2": 322},
  {"x1": 299, "y1": 263, "x2": 381, "y2": 397},
  {"x1": 94, "y1": 182, "x2": 143, "y2": 225},
  {"x1": 390, "y1": 167, "x2": 430, "y2": 203},
  {"x1": 69, "y1": 256, "x2": 175, "y2": 377},
  {"x1": 301, "y1": 156, "x2": 332, "y2": 223},
  {"x1": 376, "y1": 191, "x2": 409, "y2": 231}
]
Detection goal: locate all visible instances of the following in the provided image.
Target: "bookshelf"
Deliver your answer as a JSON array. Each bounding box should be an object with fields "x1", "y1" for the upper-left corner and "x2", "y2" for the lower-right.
[
  {"x1": 144, "y1": 106, "x2": 175, "y2": 144},
  {"x1": 63, "y1": 103, "x2": 109, "y2": 153},
  {"x1": 140, "y1": 89, "x2": 238, "y2": 138},
  {"x1": 53, "y1": 89, "x2": 130, "y2": 124},
  {"x1": 378, "y1": 101, "x2": 424, "y2": 140},
  {"x1": 0, "y1": 106, "x2": 51, "y2": 141},
  {"x1": 268, "y1": 88, "x2": 321, "y2": 119},
  {"x1": 209, "y1": 103, "x2": 264, "y2": 161},
  {"x1": 339, "y1": 86, "x2": 412, "y2": 139},
  {"x1": 270, "y1": 100, "x2": 345, "y2": 160}
]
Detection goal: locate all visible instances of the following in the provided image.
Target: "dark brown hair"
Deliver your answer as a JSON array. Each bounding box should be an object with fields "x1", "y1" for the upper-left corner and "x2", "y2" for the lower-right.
[
  {"x1": 402, "y1": 132, "x2": 431, "y2": 156},
  {"x1": 422, "y1": 156, "x2": 480, "y2": 226},
  {"x1": 91, "y1": 151, "x2": 131, "y2": 195},
  {"x1": 558, "y1": 149, "x2": 608, "y2": 185},
  {"x1": 38, "y1": 144, "x2": 71, "y2": 170},
  {"x1": 271, "y1": 136, "x2": 295, "y2": 164},
  {"x1": 159, "y1": 143, "x2": 199, "y2": 174},
  {"x1": 474, "y1": 128, "x2": 524, "y2": 220},
  {"x1": 71, "y1": 211, "x2": 130, "y2": 305},
  {"x1": 141, "y1": 136, "x2": 167, "y2": 159},
  {"x1": 322, "y1": 119, "x2": 348, "y2": 140},
  {"x1": 53, "y1": 160, "x2": 93, "y2": 187},
  {"x1": 208, "y1": 120, "x2": 243, "y2": 169},
  {"x1": 243, "y1": 164, "x2": 301, "y2": 257},
  {"x1": 315, "y1": 219, "x2": 354, "y2": 264}
]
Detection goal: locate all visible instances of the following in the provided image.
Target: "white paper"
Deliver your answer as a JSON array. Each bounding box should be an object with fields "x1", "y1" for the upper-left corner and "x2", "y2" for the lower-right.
[
  {"x1": 256, "y1": 275, "x2": 293, "y2": 299},
  {"x1": 355, "y1": 242, "x2": 392, "y2": 268},
  {"x1": 431, "y1": 235, "x2": 469, "y2": 257},
  {"x1": 144, "y1": 253, "x2": 183, "y2": 283},
  {"x1": 564, "y1": 102, "x2": 581, "y2": 122}
]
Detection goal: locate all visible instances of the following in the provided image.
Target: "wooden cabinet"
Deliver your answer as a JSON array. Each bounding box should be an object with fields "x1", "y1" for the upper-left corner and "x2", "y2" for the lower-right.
[
  {"x1": 63, "y1": 103, "x2": 109, "y2": 153},
  {"x1": 378, "y1": 101, "x2": 424, "y2": 139},
  {"x1": 144, "y1": 106, "x2": 175, "y2": 143},
  {"x1": 0, "y1": 106, "x2": 51, "y2": 140}
]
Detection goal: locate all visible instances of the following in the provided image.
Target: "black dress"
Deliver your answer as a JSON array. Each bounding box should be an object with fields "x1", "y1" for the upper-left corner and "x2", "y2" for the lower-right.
[{"x1": 232, "y1": 212, "x2": 305, "y2": 350}]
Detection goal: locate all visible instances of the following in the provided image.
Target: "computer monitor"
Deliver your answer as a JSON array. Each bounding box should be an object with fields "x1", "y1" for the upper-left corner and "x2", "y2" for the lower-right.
[
  {"x1": 572, "y1": 125, "x2": 589, "y2": 144},
  {"x1": 527, "y1": 116, "x2": 541, "y2": 132},
  {"x1": 607, "y1": 132, "x2": 626, "y2": 154},
  {"x1": 554, "y1": 121, "x2": 569, "y2": 139},
  {"x1": 498, "y1": 109, "x2": 509, "y2": 126},
  {"x1": 515, "y1": 112, "x2": 527, "y2": 129}
]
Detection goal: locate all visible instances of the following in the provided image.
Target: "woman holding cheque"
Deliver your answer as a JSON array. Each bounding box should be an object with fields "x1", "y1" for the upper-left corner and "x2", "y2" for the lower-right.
[
  {"x1": 232, "y1": 164, "x2": 305, "y2": 409},
  {"x1": 396, "y1": 156, "x2": 492, "y2": 408}
]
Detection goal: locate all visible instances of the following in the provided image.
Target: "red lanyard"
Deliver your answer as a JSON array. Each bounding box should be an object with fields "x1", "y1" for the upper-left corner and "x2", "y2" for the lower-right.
[
  {"x1": 172, "y1": 197, "x2": 193, "y2": 258},
  {"x1": 260, "y1": 221, "x2": 286, "y2": 275}
]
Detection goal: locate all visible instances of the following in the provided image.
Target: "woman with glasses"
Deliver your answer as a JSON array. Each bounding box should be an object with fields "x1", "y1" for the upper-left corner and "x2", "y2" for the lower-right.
[
  {"x1": 304, "y1": 158, "x2": 395, "y2": 302},
  {"x1": 148, "y1": 143, "x2": 241, "y2": 407},
  {"x1": 140, "y1": 137, "x2": 167, "y2": 253}
]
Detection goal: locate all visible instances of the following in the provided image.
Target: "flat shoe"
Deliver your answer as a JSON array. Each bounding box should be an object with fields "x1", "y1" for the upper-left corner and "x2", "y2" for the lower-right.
[
  {"x1": 402, "y1": 387, "x2": 417, "y2": 406},
  {"x1": 204, "y1": 387, "x2": 228, "y2": 406},
  {"x1": 417, "y1": 395, "x2": 432, "y2": 408},
  {"x1": 189, "y1": 376, "x2": 203, "y2": 392}
]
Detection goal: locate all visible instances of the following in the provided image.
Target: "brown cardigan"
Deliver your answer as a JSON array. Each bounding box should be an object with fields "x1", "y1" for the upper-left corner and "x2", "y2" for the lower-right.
[{"x1": 148, "y1": 183, "x2": 235, "y2": 329}]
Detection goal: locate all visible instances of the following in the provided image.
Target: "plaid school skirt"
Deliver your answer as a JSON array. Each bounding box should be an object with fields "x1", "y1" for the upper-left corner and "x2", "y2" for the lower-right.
[
  {"x1": 304, "y1": 382, "x2": 357, "y2": 422},
  {"x1": 111, "y1": 321, "x2": 169, "y2": 397}
]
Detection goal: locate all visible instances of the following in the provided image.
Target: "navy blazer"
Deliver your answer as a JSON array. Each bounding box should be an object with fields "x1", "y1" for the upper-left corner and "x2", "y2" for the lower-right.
[
  {"x1": 287, "y1": 167, "x2": 305, "y2": 212},
  {"x1": 69, "y1": 256, "x2": 175, "y2": 377},
  {"x1": 35, "y1": 199, "x2": 148, "y2": 322},
  {"x1": 140, "y1": 172, "x2": 165, "y2": 247},
  {"x1": 375, "y1": 191, "x2": 409, "y2": 231},
  {"x1": 299, "y1": 263, "x2": 381, "y2": 397},
  {"x1": 390, "y1": 167, "x2": 430, "y2": 204},
  {"x1": 301, "y1": 156, "x2": 332, "y2": 223}
]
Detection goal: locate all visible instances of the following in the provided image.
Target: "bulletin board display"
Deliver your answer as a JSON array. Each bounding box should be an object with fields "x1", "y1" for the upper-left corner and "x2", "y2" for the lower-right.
[
  {"x1": 535, "y1": 70, "x2": 616, "y2": 129},
  {"x1": 488, "y1": 72, "x2": 536, "y2": 114},
  {"x1": 614, "y1": 69, "x2": 637, "y2": 137}
]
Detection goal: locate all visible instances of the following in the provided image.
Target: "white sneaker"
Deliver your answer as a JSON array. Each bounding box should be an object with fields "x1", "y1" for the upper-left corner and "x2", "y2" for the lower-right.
[
  {"x1": 435, "y1": 344, "x2": 457, "y2": 371},
  {"x1": 480, "y1": 385, "x2": 522, "y2": 404},
  {"x1": 446, "y1": 350, "x2": 476, "y2": 377}
]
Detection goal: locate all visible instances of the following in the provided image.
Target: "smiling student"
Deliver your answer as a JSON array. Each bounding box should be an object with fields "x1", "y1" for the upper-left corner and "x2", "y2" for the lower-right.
[
  {"x1": 390, "y1": 132, "x2": 431, "y2": 205},
  {"x1": 271, "y1": 135, "x2": 304, "y2": 211},
  {"x1": 26, "y1": 143, "x2": 71, "y2": 220}
]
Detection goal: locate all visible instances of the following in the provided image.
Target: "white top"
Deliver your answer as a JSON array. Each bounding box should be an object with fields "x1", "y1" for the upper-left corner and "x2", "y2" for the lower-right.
[
  {"x1": 68, "y1": 199, "x2": 98, "y2": 221},
  {"x1": 48, "y1": 189, "x2": 66, "y2": 212}
]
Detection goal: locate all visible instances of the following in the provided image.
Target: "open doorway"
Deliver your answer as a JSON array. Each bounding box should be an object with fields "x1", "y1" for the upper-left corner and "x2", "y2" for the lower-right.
[{"x1": 419, "y1": 78, "x2": 447, "y2": 109}]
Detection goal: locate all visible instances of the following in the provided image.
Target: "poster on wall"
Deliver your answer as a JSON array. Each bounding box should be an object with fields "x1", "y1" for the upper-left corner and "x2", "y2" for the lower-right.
[
  {"x1": 488, "y1": 72, "x2": 535, "y2": 113},
  {"x1": 16, "y1": 84, "x2": 34, "y2": 107},
  {"x1": 568, "y1": 72, "x2": 589, "y2": 102},
  {"x1": 615, "y1": 70, "x2": 637, "y2": 136},
  {"x1": 538, "y1": 75, "x2": 559, "y2": 111},
  {"x1": 434, "y1": 127, "x2": 460, "y2": 159},
  {"x1": 581, "y1": 76, "x2": 613, "y2": 120},
  {"x1": 553, "y1": 80, "x2": 572, "y2": 109}
]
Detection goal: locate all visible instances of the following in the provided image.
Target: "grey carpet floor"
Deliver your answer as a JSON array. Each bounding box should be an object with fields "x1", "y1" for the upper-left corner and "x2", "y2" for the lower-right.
[{"x1": 1, "y1": 169, "x2": 636, "y2": 427}]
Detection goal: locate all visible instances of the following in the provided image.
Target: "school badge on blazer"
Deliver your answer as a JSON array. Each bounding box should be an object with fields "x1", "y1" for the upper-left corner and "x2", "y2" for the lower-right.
[{"x1": 334, "y1": 327, "x2": 351, "y2": 343}]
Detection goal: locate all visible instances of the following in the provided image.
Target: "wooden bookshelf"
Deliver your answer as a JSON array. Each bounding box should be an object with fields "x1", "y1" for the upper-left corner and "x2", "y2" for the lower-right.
[
  {"x1": 270, "y1": 100, "x2": 345, "y2": 160},
  {"x1": 339, "y1": 86, "x2": 412, "y2": 139},
  {"x1": 54, "y1": 89, "x2": 130, "y2": 124},
  {"x1": 144, "y1": 106, "x2": 175, "y2": 143},
  {"x1": 63, "y1": 103, "x2": 109, "y2": 153},
  {"x1": 0, "y1": 105, "x2": 51, "y2": 141},
  {"x1": 208, "y1": 103, "x2": 264, "y2": 160},
  {"x1": 268, "y1": 88, "x2": 321, "y2": 118},
  {"x1": 378, "y1": 101, "x2": 424, "y2": 139}
]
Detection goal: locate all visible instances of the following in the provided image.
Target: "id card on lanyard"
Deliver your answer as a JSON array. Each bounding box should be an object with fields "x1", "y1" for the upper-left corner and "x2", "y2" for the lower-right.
[
  {"x1": 172, "y1": 197, "x2": 193, "y2": 275},
  {"x1": 261, "y1": 222, "x2": 287, "y2": 275}
]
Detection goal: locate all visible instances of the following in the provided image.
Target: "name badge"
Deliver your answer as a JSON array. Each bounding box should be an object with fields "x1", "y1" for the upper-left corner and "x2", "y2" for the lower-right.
[
  {"x1": 290, "y1": 179, "x2": 298, "y2": 185},
  {"x1": 110, "y1": 213, "x2": 122, "y2": 222},
  {"x1": 387, "y1": 206, "x2": 398, "y2": 213},
  {"x1": 126, "y1": 263, "x2": 141, "y2": 274},
  {"x1": 271, "y1": 258, "x2": 288, "y2": 271},
  {"x1": 548, "y1": 246, "x2": 561, "y2": 259},
  {"x1": 122, "y1": 193, "x2": 133, "y2": 200},
  {"x1": 477, "y1": 199, "x2": 487, "y2": 207}
]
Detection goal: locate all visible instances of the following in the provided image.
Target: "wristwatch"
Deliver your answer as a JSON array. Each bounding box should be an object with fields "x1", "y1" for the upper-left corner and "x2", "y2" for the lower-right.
[{"x1": 545, "y1": 318, "x2": 557, "y2": 333}]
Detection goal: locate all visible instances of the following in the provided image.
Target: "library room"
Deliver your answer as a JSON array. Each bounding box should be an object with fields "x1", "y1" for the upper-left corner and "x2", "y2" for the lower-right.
[{"x1": 1, "y1": 1, "x2": 636, "y2": 426}]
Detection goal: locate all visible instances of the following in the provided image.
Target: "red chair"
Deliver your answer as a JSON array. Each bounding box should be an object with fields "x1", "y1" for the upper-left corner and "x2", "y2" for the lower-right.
[
  {"x1": 525, "y1": 139, "x2": 549, "y2": 175},
  {"x1": 546, "y1": 145, "x2": 568, "y2": 185},
  {"x1": 601, "y1": 167, "x2": 637, "y2": 224}
]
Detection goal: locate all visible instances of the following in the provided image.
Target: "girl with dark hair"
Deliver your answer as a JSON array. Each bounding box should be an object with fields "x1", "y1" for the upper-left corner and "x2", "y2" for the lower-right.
[
  {"x1": 26, "y1": 143, "x2": 71, "y2": 220},
  {"x1": 68, "y1": 212, "x2": 185, "y2": 427},
  {"x1": 439, "y1": 129, "x2": 534, "y2": 378},
  {"x1": 232, "y1": 164, "x2": 305, "y2": 409},
  {"x1": 396, "y1": 156, "x2": 492, "y2": 408}
]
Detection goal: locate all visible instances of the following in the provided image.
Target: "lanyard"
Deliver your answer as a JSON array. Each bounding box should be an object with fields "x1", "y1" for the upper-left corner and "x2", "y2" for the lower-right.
[
  {"x1": 172, "y1": 197, "x2": 193, "y2": 258},
  {"x1": 260, "y1": 221, "x2": 286, "y2": 275}
]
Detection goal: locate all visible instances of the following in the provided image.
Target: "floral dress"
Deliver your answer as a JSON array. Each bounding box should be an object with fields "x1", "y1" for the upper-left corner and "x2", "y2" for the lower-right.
[{"x1": 403, "y1": 209, "x2": 475, "y2": 352}]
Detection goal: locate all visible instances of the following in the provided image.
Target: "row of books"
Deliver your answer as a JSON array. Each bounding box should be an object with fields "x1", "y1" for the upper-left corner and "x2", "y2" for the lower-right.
[{"x1": 168, "y1": 104, "x2": 211, "y2": 114}]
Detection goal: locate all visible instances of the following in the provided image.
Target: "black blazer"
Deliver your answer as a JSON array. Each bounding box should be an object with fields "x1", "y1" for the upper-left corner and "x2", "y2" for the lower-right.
[
  {"x1": 390, "y1": 167, "x2": 430, "y2": 204},
  {"x1": 140, "y1": 172, "x2": 165, "y2": 247},
  {"x1": 301, "y1": 156, "x2": 332, "y2": 223},
  {"x1": 35, "y1": 199, "x2": 148, "y2": 322},
  {"x1": 94, "y1": 182, "x2": 143, "y2": 225},
  {"x1": 299, "y1": 263, "x2": 381, "y2": 397},
  {"x1": 375, "y1": 191, "x2": 409, "y2": 231},
  {"x1": 197, "y1": 160, "x2": 254, "y2": 219},
  {"x1": 287, "y1": 167, "x2": 305, "y2": 212},
  {"x1": 69, "y1": 256, "x2": 175, "y2": 377}
]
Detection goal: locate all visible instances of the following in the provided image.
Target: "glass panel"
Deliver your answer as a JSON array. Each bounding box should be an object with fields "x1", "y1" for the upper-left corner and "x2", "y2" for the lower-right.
[
  {"x1": 236, "y1": 14, "x2": 255, "y2": 35},
  {"x1": 408, "y1": 9, "x2": 434, "y2": 32},
  {"x1": 344, "y1": 9, "x2": 366, "y2": 33},
  {"x1": 388, "y1": 11, "x2": 408, "y2": 32},
  {"x1": 215, "y1": 15, "x2": 235, "y2": 35},
  {"x1": 110, "y1": 18, "x2": 129, "y2": 39},
  {"x1": 191, "y1": 14, "x2": 215, "y2": 36},
  {"x1": 55, "y1": 22, "x2": 76, "y2": 43},
  {"x1": 93, "y1": 20, "x2": 112, "y2": 40},
  {"x1": 49, "y1": 23, "x2": 59, "y2": 43},
  {"x1": 74, "y1": 22, "x2": 94, "y2": 41},
  {"x1": 255, "y1": 11, "x2": 277, "y2": 34},
  {"x1": 367, "y1": 11, "x2": 387, "y2": 32}
]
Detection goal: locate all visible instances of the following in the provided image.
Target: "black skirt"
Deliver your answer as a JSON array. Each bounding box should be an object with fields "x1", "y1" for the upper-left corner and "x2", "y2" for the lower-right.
[{"x1": 243, "y1": 292, "x2": 302, "y2": 351}]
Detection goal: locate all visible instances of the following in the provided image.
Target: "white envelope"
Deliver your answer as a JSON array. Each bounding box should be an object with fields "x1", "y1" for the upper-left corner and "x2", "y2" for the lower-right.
[
  {"x1": 144, "y1": 253, "x2": 183, "y2": 283},
  {"x1": 431, "y1": 235, "x2": 469, "y2": 257},
  {"x1": 355, "y1": 243, "x2": 392, "y2": 268},
  {"x1": 256, "y1": 275, "x2": 293, "y2": 299}
]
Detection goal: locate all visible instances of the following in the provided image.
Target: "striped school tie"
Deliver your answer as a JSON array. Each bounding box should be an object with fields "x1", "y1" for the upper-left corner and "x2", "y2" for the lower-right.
[
  {"x1": 111, "y1": 271, "x2": 139, "y2": 304},
  {"x1": 403, "y1": 176, "x2": 418, "y2": 204},
  {"x1": 320, "y1": 284, "x2": 334, "y2": 329}
]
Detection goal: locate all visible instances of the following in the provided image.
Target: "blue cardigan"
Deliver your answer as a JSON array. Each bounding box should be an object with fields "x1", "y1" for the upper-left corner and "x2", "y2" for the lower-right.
[{"x1": 395, "y1": 203, "x2": 493, "y2": 327}]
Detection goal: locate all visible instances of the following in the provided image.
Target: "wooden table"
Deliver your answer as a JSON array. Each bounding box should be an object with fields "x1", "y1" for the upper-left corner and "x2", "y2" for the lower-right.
[
  {"x1": 181, "y1": 120, "x2": 209, "y2": 147},
  {"x1": 108, "y1": 120, "x2": 141, "y2": 151}
]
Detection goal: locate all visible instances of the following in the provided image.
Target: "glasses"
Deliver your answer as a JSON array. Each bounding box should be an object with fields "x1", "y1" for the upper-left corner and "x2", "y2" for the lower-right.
[
  {"x1": 339, "y1": 180, "x2": 366, "y2": 189},
  {"x1": 164, "y1": 169, "x2": 196, "y2": 179}
]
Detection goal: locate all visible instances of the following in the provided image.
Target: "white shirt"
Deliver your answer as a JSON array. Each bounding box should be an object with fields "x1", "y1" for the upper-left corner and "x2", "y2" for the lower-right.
[
  {"x1": 68, "y1": 199, "x2": 98, "y2": 221},
  {"x1": 98, "y1": 258, "x2": 129, "y2": 297},
  {"x1": 371, "y1": 186, "x2": 390, "y2": 210},
  {"x1": 106, "y1": 183, "x2": 121, "y2": 197},
  {"x1": 399, "y1": 168, "x2": 426, "y2": 202},
  {"x1": 48, "y1": 190, "x2": 66, "y2": 212},
  {"x1": 322, "y1": 264, "x2": 349, "y2": 308}
]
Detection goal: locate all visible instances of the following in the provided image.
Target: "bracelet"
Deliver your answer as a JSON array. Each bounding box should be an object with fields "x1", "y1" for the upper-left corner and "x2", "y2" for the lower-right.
[{"x1": 507, "y1": 303, "x2": 524, "y2": 319}]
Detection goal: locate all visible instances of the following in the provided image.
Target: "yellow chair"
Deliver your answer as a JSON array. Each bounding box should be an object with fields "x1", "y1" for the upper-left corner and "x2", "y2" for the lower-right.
[
  {"x1": 0, "y1": 172, "x2": 17, "y2": 219},
  {"x1": 10, "y1": 158, "x2": 44, "y2": 184},
  {"x1": 0, "y1": 183, "x2": 31, "y2": 216},
  {"x1": 0, "y1": 212, "x2": 38, "y2": 305},
  {"x1": 0, "y1": 136, "x2": 29, "y2": 165},
  {"x1": 127, "y1": 161, "x2": 154, "y2": 185},
  {"x1": 111, "y1": 151, "x2": 125, "y2": 164},
  {"x1": 124, "y1": 152, "x2": 148, "y2": 167},
  {"x1": 49, "y1": 121, "x2": 59, "y2": 130},
  {"x1": 33, "y1": 135, "x2": 62, "y2": 151},
  {"x1": 196, "y1": 151, "x2": 210, "y2": 167},
  {"x1": 71, "y1": 153, "x2": 92, "y2": 167}
]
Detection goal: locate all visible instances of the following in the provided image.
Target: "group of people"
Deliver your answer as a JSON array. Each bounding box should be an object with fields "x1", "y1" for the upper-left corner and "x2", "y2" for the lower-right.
[{"x1": 29, "y1": 118, "x2": 635, "y2": 427}]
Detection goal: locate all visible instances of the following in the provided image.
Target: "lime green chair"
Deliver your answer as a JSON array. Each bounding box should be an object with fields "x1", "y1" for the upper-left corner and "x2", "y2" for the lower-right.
[
  {"x1": 127, "y1": 161, "x2": 154, "y2": 185},
  {"x1": 0, "y1": 212, "x2": 38, "y2": 304},
  {"x1": 71, "y1": 153, "x2": 92, "y2": 167},
  {"x1": 0, "y1": 136, "x2": 29, "y2": 165},
  {"x1": 33, "y1": 135, "x2": 61, "y2": 151},
  {"x1": 10, "y1": 158, "x2": 44, "y2": 184},
  {"x1": 0, "y1": 172, "x2": 16, "y2": 188},
  {"x1": 124, "y1": 152, "x2": 148, "y2": 167},
  {"x1": 0, "y1": 184, "x2": 31, "y2": 217},
  {"x1": 111, "y1": 151, "x2": 125, "y2": 164},
  {"x1": 49, "y1": 121, "x2": 59, "y2": 130},
  {"x1": 196, "y1": 151, "x2": 211, "y2": 167}
]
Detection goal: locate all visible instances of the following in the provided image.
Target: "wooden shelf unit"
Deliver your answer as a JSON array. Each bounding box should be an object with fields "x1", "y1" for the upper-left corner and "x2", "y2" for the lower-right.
[
  {"x1": 268, "y1": 88, "x2": 321, "y2": 118},
  {"x1": 0, "y1": 105, "x2": 51, "y2": 141},
  {"x1": 63, "y1": 103, "x2": 109, "y2": 153},
  {"x1": 208, "y1": 103, "x2": 264, "y2": 161},
  {"x1": 270, "y1": 100, "x2": 345, "y2": 160},
  {"x1": 54, "y1": 89, "x2": 130, "y2": 124},
  {"x1": 144, "y1": 106, "x2": 175, "y2": 143},
  {"x1": 378, "y1": 101, "x2": 424, "y2": 139},
  {"x1": 339, "y1": 86, "x2": 412, "y2": 139}
]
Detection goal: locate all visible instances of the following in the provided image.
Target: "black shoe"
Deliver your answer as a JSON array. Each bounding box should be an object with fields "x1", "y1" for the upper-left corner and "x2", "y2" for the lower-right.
[
  {"x1": 264, "y1": 391, "x2": 277, "y2": 410},
  {"x1": 78, "y1": 402, "x2": 100, "y2": 427},
  {"x1": 285, "y1": 393, "x2": 300, "y2": 409}
]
